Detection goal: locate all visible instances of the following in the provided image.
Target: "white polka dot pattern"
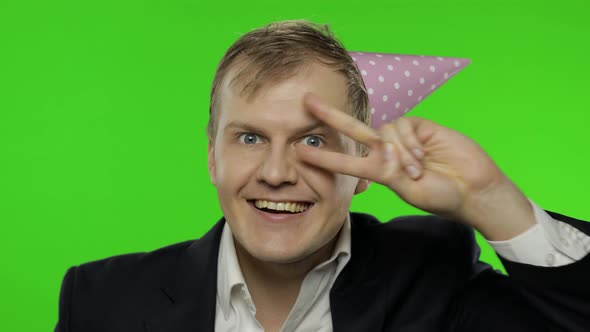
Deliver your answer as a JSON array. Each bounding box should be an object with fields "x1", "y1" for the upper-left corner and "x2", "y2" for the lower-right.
[{"x1": 349, "y1": 52, "x2": 470, "y2": 128}]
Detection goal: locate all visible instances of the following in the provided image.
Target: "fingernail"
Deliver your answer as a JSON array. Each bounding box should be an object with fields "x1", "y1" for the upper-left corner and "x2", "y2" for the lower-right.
[
  {"x1": 384, "y1": 143, "x2": 394, "y2": 161},
  {"x1": 412, "y1": 148, "x2": 424, "y2": 159},
  {"x1": 406, "y1": 165, "x2": 421, "y2": 179}
]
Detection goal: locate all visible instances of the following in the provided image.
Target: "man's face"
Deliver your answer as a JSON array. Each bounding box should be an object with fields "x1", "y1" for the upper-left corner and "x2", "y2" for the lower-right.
[{"x1": 208, "y1": 62, "x2": 368, "y2": 264}]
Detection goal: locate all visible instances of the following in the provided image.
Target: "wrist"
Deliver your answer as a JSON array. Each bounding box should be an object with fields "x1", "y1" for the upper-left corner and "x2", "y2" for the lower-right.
[{"x1": 458, "y1": 178, "x2": 536, "y2": 241}]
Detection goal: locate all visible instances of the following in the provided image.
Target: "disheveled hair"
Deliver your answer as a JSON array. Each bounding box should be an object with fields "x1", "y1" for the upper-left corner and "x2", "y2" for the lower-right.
[{"x1": 208, "y1": 19, "x2": 370, "y2": 156}]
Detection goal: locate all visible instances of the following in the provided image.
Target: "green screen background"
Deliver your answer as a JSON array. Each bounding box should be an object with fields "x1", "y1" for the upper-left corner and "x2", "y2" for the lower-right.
[{"x1": 1, "y1": 0, "x2": 589, "y2": 330}]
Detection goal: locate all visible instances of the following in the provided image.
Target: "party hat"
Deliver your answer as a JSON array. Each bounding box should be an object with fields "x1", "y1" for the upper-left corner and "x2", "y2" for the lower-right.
[{"x1": 349, "y1": 52, "x2": 470, "y2": 128}]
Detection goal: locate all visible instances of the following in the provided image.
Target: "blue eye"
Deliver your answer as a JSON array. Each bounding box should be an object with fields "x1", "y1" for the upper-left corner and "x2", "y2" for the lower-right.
[
  {"x1": 302, "y1": 135, "x2": 323, "y2": 147},
  {"x1": 239, "y1": 133, "x2": 261, "y2": 144}
]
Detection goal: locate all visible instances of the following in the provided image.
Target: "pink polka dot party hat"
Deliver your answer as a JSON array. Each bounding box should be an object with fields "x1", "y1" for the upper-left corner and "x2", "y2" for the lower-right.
[{"x1": 349, "y1": 52, "x2": 470, "y2": 128}]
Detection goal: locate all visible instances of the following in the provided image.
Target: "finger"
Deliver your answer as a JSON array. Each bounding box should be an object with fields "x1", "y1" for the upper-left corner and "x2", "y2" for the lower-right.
[
  {"x1": 303, "y1": 92, "x2": 382, "y2": 148},
  {"x1": 394, "y1": 117, "x2": 424, "y2": 160},
  {"x1": 403, "y1": 116, "x2": 437, "y2": 145},
  {"x1": 379, "y1": 124, "x2": 423, "y2": 180},
  {"x1": 295, "y1": 144, "x2": 400, "y2": 181}
]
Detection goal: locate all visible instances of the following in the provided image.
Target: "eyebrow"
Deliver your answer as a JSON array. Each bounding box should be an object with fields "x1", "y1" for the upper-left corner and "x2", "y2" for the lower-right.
[{"x1": 224, "y1": 120, "x2": 328, "y2": 136}]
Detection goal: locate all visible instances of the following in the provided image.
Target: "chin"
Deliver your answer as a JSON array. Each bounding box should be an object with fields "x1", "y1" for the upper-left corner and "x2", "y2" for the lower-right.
[
  {"x1": 248, "y1": 242, "x2": 311, "y2": 264},
  {"x1": 233, "y1": 233, "x2": 312, "y2": 264}
]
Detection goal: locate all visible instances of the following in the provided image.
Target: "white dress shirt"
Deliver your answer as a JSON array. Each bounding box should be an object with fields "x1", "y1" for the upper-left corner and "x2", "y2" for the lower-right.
[{"x1": 215, "y1": 199, "x2": 590, "y2": 332}]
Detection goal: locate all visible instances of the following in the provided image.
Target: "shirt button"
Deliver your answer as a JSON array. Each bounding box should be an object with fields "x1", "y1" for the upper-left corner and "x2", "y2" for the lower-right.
[{"x1": 545, "y1": 253, "x2": 556, "y2": 266}]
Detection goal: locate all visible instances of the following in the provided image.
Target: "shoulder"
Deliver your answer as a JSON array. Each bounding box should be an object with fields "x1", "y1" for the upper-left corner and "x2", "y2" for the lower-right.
[
  {"x1": 71, "y1": 239, "x2": 195, "y2": 286},
  {"x1": 57, "y1": 221, "x2": 225, "y2": 329},
  {"x1": 60, "y1": 239, "x2": 198, "y2": 312},
  {"x1": 350, "y1": 211, "x2": 475, "y2": 245},
  {"x1": 349, "y1": 212, "x2": 481, "y2": 271},
  {"x1": 66, "y1": 219, "x2": 226, "y2": 289},
  {"x1": 56, "y1": 239, "x2": 201, "y2": 330},
  {"x1": 343, "y1": 213, "x2": 489, "y2": 303}
]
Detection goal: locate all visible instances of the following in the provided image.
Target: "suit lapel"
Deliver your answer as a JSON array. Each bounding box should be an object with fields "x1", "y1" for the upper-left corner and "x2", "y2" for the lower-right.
[
  {"x1": 145, "y1": 219, "x2": 225, "y2": 332},
  {"x1": 144, "y1": 213, "x2": 386, "y2": 332},
  {"x1": 330, "y1": 213, "x2": 388, "y2": 332}
]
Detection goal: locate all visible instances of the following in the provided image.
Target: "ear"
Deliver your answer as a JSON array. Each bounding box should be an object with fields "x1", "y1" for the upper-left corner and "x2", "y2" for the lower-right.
[
  {"x1": 354, "y1": 178, "x2": 370, "y2": 195},
  {"x1": 207, "y1": 140, "x2": 217, "y2": 186}
]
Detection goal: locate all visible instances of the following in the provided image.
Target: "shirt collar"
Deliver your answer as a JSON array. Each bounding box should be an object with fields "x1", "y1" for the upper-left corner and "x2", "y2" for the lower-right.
[{"x1": 216, "y1": 214, "x2": 352, "y2": 320}]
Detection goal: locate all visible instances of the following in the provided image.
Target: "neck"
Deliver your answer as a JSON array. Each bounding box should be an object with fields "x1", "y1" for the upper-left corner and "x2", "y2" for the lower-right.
[
  {"x1": 233, "y1": 234, "x2": 339, "y2": 328},
  {"x1": 235, "y1": 237, "x2": 337, "y2": 288}
]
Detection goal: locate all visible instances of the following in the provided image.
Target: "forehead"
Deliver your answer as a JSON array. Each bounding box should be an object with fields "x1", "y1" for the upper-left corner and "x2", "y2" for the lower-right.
[{"x1": 218, "y1": 62, "x2": 351, "y2": 127}]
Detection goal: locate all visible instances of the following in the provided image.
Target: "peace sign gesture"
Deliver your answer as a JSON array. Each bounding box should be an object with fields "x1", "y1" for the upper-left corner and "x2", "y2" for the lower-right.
[{"x1": 295, "y1": 92, "x2": 535, "y2": 240}]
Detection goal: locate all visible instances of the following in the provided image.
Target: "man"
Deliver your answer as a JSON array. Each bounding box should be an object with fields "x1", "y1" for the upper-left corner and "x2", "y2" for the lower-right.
[{"x1": 56, "y1": 20, "x2": 590, "y2": 332}]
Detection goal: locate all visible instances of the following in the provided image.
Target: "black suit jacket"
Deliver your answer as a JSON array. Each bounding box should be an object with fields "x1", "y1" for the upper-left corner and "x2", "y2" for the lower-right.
[{"x1": 55, "y1": 211, "x2": 590, "y2": 331}]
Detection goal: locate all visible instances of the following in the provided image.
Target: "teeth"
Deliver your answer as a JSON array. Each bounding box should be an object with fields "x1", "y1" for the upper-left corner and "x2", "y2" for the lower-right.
[{"x1": 253, "y1": 200, "x2": 311, "y2": 213}]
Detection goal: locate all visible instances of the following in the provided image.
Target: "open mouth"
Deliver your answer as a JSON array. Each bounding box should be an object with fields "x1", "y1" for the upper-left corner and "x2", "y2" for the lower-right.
[{"x1": 248, "y1": 200, "x2": 314, "y2": 214}]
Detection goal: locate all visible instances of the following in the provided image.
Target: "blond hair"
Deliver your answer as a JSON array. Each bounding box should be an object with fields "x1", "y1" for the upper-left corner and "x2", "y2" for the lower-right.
[{"x1": 208, "y1": 20, "x2": 370, "y2": 155}]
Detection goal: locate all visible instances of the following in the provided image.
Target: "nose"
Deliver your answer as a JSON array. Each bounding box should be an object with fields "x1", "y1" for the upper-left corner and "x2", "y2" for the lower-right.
[{"x1": 256, "y1": 144, "x2": 298, "y2": 187}]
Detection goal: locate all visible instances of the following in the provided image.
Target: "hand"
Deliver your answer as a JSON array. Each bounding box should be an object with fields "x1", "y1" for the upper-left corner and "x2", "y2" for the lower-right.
[{"x1": 296, "y1": 93, "x2": 535, "y2": 239}]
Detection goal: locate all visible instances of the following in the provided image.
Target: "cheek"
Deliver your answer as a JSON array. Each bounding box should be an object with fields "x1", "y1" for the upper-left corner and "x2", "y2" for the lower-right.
[
  {"x1": 298, "y1": 164, "x2": 335, "y2": 190},
  {"x1": 299, "y1": 166, "x2": 357, "y2": 206},
  {"x1": 333, "y1": 174, "x2": 360, "y2": 200},
  {"x1": 215, "y1": 147, "x2": 261, "y2": 184}
]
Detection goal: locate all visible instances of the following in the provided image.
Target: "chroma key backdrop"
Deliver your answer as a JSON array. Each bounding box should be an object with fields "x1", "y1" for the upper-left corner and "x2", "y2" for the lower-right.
[{"x1": 0, "y1": 0, "x2": 588, "y2": 330}]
